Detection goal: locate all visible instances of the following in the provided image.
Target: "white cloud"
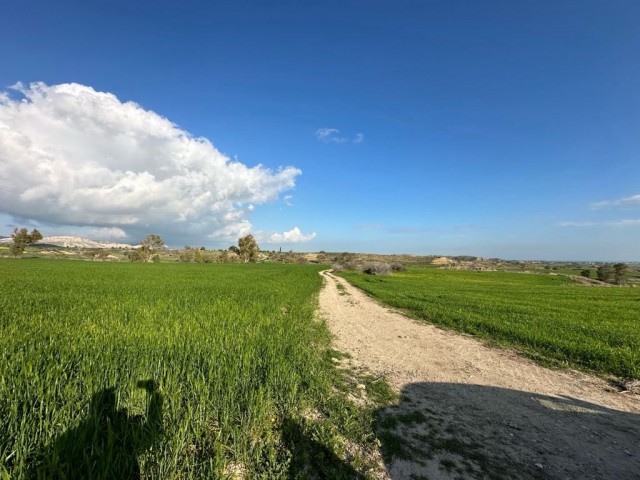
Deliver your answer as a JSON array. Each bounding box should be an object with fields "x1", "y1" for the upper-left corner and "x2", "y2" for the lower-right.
[
  {"x1": 314, "y1": 128, "x2": 363, "y2": 144},
  {"x1": 87, "y1": 227, "x2": 128, "y2": 239},
  {"x1": 315, "y1": 128, "x2": 340, "y2": 141},
  {"x1": 209, "y1": 219, "x2": 253, "y2": 239},
  {"x1": 591, "y1": 194, "x2": 640, "y2": 209},
  {"x1": 283, "y1": 195, "x2": 293, "y2": 206},
  {"x1": 266, "y1": 227, "x2": 316, "y2": 244},
  {"x1": 315, "y1": 127, "x2": 347, "y2": 143},
  {"x1": 0, "y1": 82, "x2": 301, "y2": 243}
]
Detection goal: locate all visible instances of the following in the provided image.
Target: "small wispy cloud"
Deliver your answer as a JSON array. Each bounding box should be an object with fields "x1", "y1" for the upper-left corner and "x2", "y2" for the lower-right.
[
  {"x1": 590, "y1": 194, "x2": 640, "y2": 209},
  {"x1": 608, "y1": 219, "x2": 640, "y2": 227},
  {"x1": 266, "y1": 227, "x2": 316, "y2": 244},
  {"x1": 283, "y1": 195, "x2": 293, "y2": 207},
  {"x1": 315, "y1": 128, "x2": 342, "y2": 142},
  {"x1": 556, "y1": 221, "x2": 598, "y2": 227},
  {"x1": 557, "y1": 219, "x2": 640, "y2": 227},
  {"x1": 315, "y1": 128, "x2": 363, "y2": 144}
]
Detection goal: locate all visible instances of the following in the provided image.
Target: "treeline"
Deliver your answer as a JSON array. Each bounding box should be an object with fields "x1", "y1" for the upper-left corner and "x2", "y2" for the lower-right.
[
  {"x1": 179, "y1": 247, "x2": 237, "y2": 264},
  {"x1": 581, "y1": 263, "x2": 629, "y2": 285},
  {"x1": 179, "y1": 234, "x2": 260, "y2": 264}
]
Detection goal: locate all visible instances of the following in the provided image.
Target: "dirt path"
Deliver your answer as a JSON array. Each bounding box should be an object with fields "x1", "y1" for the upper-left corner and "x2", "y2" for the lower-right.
[{"x1": 318, "y1": 270, "x2": 640, "y2": 479}]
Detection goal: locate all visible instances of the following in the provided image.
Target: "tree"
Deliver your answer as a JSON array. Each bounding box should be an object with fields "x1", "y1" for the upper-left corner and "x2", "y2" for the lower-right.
[
  {"x1": 30, "y1": 228, "x2": 43, "y2": 243},
  {"x1": 137, "y1": 234, "x2": 165, "y2": 262},
  {"x1": 141, "y1": 234, "x2": 164, "y2": 251},
  {"x1": 613, "y1": 263, "x2": 628, "y2": 285},
  {"x1": 596, "y1": 264, "x2": 614, "y2": 283},
  {"x1": 580, "y1": 269, "x2": 591, "y2": 278},
  {"x1": 10, "y1": 228, "x2": 43, "y2": 256},
  {"x1": 238, "y1": 234, "x2": 259, "y2": 263}
]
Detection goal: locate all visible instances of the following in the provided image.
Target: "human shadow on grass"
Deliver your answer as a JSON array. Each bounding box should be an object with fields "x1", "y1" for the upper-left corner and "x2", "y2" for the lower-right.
[
  {"x1": 29, "y1": 379, "x2": 163, "y2": 480},
  {"x1": 281, "y1": 417, "x2": 366, "y2": 480},
  {"x1": 374, "y1": 382, "x2": 640, "y2": 479}
]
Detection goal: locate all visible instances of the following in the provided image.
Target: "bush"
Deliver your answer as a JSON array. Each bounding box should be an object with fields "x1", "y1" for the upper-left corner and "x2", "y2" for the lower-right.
[
  {"x1": 332, "y1": 261, "x2": 362, "y2": 272},
  {"x1": 390, "y1": 263, "x2": 406, "y2": 272},
  {"x1": 126, "y1": 249, "x2": 146, "y2": 262},
  {"x1": 179, "y1": 250, "x2": 194, "y2": 263},
  {"x1": 363, "y1": 262, "x2": 392, "y2": 275}
]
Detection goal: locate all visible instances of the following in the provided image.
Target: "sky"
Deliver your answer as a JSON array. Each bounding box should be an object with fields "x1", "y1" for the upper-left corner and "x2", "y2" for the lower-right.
[{"x1": 0, "y1": 1, "x2": 638, "y2": 261}]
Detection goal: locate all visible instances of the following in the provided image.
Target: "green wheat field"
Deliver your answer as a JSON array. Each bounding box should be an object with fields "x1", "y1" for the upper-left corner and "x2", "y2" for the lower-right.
[
  {"x1": 3, "y1": 259, "x2": 639, "y2": 478},
  {"x1": 1, "y1": 259, "x2": 368, "y2": 479},
  {"x1": 341, "y1": 268, "x2": 640, "y2": 379}
]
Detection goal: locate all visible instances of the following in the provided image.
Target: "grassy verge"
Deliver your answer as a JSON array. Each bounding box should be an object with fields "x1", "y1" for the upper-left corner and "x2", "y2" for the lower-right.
[
  {"x1": 339, "y1": 268, "x2": 640, "y2": 379},
  {"x1": 0, "y1": 259, "x2": 390, "y2": 478}
]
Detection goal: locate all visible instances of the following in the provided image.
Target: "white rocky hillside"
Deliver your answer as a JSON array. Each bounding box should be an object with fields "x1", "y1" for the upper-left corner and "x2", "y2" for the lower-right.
[{"x1": 0, "y1": 235, "x2": 136, "y2": 249}]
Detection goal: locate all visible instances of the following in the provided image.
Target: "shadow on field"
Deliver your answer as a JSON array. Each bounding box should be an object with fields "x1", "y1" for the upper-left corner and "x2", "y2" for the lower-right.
[
  {"x1": 374, "y1": 382, "x2": 640, "y2": 479},
  {"x1": 281, "y1": 417, "x2": 366, "y2": 479},
  {"x1": 29, "y1": 379, "x2": 163, "y2": 480}
]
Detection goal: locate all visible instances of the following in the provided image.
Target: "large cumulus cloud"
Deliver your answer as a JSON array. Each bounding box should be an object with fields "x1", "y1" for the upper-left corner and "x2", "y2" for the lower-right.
[{"x1": 0, "y1": 82, "x2": 300, "y2": 243}]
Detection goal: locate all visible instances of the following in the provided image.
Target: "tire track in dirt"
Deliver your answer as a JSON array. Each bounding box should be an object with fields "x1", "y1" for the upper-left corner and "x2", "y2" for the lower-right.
[{"x1": 318, "y1": 270, "x2": 640, "y2": 479}]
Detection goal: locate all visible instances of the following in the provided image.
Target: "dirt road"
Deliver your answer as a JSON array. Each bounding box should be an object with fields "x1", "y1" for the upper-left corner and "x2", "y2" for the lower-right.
[{"x1": 318, "y1": 270, "x2": 640, "y2": 479}]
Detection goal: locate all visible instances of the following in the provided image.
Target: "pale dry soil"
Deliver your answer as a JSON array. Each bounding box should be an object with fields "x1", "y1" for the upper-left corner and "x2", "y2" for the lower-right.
[{"x1": 318, "y1": 271, "x2": 640, "y2": 480}]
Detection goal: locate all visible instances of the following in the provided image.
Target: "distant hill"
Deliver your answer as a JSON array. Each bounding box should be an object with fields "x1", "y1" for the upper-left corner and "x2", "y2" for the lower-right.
[{"x1": 0, "y1": 235, "x2": 135, "y2": 249}]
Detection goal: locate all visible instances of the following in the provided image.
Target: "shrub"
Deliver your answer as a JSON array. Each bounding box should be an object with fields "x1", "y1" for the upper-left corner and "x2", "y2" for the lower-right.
[
  {"x1": 179, "y1": 250, "x2": 194, "y2": 263},
  {"x1": 332, "y1": 261, "x2": 363, "y2": 272},
  {"x1": 390, "y1": 263, "x2": 406, "y2": 272},
  {"x1": 126, "y1": 249, "x2": 146, "y2": 262},
  {"x1": 363, "y1": 262, "x2": 392, "y2": 275}
]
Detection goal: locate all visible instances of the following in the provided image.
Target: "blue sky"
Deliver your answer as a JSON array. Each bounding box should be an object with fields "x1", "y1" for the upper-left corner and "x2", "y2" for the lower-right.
[{"x1": 1, "y1": 1, "x2": 639, "y2": 260}]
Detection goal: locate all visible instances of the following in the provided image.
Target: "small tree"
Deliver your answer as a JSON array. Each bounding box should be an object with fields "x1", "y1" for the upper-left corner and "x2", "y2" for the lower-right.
[
  {"x1": 238, "y1": 234, "x2": 259, "y2": 263},
  {"x1": 10, "y1": 228, "x2": 43, "y2": 256},
  {"x1": 30, "y1": 228, "x2": 43, "y2": 243},
  {"x1": 580, "y1": 269, "x2": 591, "y2": 278},
  {"x1": 138, "y1": 234, "x2": 165, "y2": 262},
  {"x1": 613, "y1": 263, "x2": 628, "y2": 285},
  {"x1": 596, "y1": 264, "x2": 614, "y2": 283}
]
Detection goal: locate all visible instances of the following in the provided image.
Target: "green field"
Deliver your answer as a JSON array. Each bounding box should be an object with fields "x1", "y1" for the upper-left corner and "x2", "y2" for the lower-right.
[
  {"x1": 0, "y1": 259, "x2": 381, "y2": 479},
  {"x1": 340, "y1": 268, "x2": 640, "y2": 379}
]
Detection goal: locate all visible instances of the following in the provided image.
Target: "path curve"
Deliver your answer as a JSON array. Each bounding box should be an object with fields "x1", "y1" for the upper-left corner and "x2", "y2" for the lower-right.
[{"x1": 318, "y1": 270, "x2": 640, "y2": 479}]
